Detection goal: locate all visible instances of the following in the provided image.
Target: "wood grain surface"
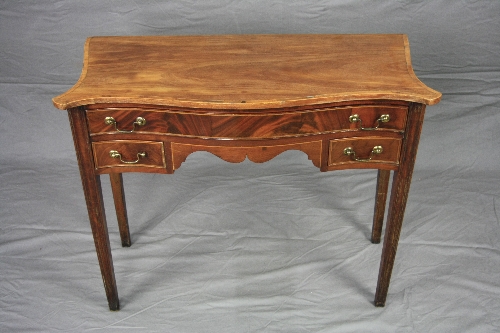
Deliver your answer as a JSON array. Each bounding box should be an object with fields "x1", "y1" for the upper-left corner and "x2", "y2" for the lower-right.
[
  {"x1": 92, "y1": 140, "x2": 166, "y2": 170},
  {"x1": 86, "y1": 105, "x2": 408, "y2": 138},
  {"x1": 53, "y1": 35, "x2": 441, "y2": 110},
  {"x1": 327, "y1": 136, "x2": 402, "y2": 170}
]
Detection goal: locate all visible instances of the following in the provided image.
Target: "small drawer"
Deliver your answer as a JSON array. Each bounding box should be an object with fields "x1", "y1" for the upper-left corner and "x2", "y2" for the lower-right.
[
  {"x1": 92, "y1": 140, "x2": 166, "y2": 170},
  {"x1": 328, "y1": 137, "x2": 402, "y2": 169}
]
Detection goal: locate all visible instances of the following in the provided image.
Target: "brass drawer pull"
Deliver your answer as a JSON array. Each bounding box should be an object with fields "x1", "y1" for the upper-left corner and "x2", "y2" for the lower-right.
[
  {"x1": 349, "y1": 114, "x2": 390, "y2": 130},
  {"x1": 104, "y1": 116, "x2": 146, "y2": 133},
  {"x1": 344, "y1": 145, "x2": 383, "y2": 162},
  {"x1": 109, "y1": 150, "x2": 147, "y2": 164}
]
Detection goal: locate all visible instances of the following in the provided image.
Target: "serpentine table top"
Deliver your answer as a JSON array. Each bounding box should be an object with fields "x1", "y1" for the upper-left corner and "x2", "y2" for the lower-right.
[{"x1": 53, "y1": 34, "x2": 440, "y2": 110}]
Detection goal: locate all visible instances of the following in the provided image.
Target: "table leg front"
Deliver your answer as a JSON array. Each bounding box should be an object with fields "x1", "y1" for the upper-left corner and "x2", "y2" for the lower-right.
[
  {"x1": 68, "y1": 107, "x2": 120, "y2": 311},
  {"x1": 84, "y1": 175, "x2": 120, "y2": 311},
  {"x1": 374, "y1": 170, "x2": 407, "y2": 306},
  {"x1": 374, "y1": 102, "x2": 426, "y2": 306}
]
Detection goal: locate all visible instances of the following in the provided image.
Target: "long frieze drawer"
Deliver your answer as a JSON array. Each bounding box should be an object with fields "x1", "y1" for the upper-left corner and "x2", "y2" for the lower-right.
[
  {"x1": 92, "y1": 140, "x2": 166, "y2": 170},
  {"x1": 86, "y1": 105, "x2": 407, "y2": 138},
  {"x1": 328, "y1": 137, "x2": 402, "y2": 169}
]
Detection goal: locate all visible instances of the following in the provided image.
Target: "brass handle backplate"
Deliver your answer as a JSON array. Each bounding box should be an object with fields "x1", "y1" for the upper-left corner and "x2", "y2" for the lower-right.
[
  {"x1": 349, "y1": 114, "x2": 390, "y2": 130},
  {"x1": 104, "y1": 116, "x2": 146, "y2": 133},
  {"x1": 343, "y1": 146, "x2": 383, "y2": 162},
  {"x1": 109, "y1": 150, "x2": 147, "y2": 164}
]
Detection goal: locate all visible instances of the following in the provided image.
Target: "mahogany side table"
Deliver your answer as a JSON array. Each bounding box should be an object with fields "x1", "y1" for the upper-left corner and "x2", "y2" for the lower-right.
[{"x1": 53, "y1": 34, "x2": 441, "y2": 310}]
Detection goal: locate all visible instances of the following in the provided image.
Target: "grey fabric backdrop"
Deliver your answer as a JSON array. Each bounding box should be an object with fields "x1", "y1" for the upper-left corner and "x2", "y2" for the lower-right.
[{"x1": 1, "y1": 1, "x2": 499, "y2": 332}]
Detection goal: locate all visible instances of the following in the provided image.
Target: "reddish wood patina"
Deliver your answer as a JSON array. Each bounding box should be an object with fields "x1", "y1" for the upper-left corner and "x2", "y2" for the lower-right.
[{"x1": 53, "y1": 34, "x2": 440, "y2": 310}]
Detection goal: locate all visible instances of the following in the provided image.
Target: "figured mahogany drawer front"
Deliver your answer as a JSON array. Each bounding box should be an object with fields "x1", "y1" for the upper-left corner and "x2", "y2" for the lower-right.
[
  {"x1": 328, "y1": 137, "x2": 402, "y2": 168},
  {"x1": 92, "y1": 140, "x2": 166, "y2": 170},
  {"x1": 86, "y1": 105, "x2": 407, "y2": 138},
  {"x1": 347, "y1": 106, "x2": 406, "y2": 132}
]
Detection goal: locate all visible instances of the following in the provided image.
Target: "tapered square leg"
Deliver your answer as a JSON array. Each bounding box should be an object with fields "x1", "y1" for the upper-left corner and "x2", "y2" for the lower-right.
[
  {"x1": 110, "y1": 173, "x2": 131, "y2": 247},
  {"x1": 372, "y1": 169, "x2": 390, "y2": 244},
  {"x1": 374, "y1": 103, "x2": 426, "y2": 307},
  {"x1": 68, "y1": 107, "x2": 120, "y2": 311}
]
